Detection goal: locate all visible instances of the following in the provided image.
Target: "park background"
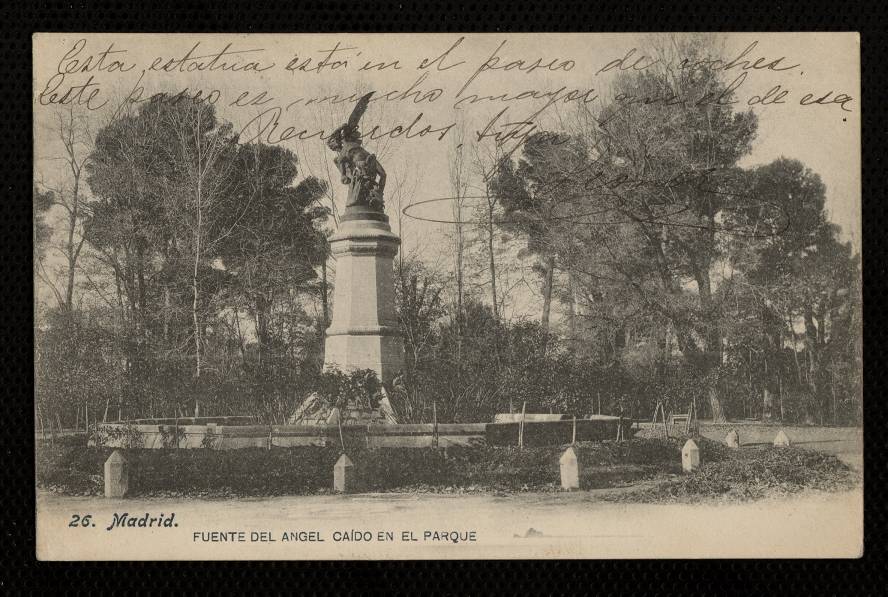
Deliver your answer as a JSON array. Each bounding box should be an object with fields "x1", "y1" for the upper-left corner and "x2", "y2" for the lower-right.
[{"x1": 32, "y1": 32, "x2": 861, "y2": 430}]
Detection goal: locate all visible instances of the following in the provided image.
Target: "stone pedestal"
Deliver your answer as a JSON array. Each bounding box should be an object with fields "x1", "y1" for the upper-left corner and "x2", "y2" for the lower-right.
[
  {"x1": 682, "y1": 439, "x2": 700, "y2": 473},
  {"x1": 324, "y1": 209, "x2": 404, "y2": 385},
  {"x1": 333, "y1": 453, "x2": 356, "y2": 493},
  {"x1": 560, "y1": 446, "x2": 581, "y2": 490},
  {"x1": 773, "y1": 429, "x2": 791, "y2": 447},
  {"x1": 104, "y1": 450, "x2": 129, "y2": 498},
  {"x1": 725, "y1": 429, "x2": 740, "y2": 449}
]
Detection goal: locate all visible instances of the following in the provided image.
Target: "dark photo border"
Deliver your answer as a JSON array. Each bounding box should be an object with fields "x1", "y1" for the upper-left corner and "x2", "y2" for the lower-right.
[{"x1": 4, "y1": 0, "x2": 884, "y2": 592}]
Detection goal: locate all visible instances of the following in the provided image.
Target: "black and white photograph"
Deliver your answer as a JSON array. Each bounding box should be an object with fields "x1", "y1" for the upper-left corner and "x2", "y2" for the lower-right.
[{"x1": 32, "y1": 32, "x2": 862, "y2": 559}]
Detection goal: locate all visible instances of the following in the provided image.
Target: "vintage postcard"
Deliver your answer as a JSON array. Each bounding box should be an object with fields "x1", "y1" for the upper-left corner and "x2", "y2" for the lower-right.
[{"x1": 33, "y1": 32, "x2": 861, "y2": 560}]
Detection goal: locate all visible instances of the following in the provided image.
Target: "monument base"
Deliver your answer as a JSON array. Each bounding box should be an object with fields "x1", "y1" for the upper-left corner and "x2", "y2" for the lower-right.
[
  {"x1": 323, "y1": 210, "x2": 404, "y2": 386},
  {"x1": 323, "y1": 333, "x2": 404, "y2": 386}
]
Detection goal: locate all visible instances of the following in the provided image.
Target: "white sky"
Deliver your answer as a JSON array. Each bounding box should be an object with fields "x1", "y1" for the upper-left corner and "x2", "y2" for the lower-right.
[{"x1": 33, "y1": 33, "x2": 860, "y2": 316}]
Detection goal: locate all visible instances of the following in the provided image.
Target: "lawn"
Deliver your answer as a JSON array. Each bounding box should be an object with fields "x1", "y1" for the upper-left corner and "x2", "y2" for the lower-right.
[{"x1": 36, "y1": 434, "x2": 859, "y2": 502}]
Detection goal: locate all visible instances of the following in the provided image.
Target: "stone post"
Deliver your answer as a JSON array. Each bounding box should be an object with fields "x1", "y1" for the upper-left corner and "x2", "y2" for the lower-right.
[
  {"x1": 560, "y1": 446, "x2": 581, "y2": 490},
  {"x1": 323, "y1": 209, "x2": 404, "y2": 385},
  {"x1": 681, "y1": 439, "x2": 700, "y2": 473},
  {"x1": 334, "y1": 453, "x2": 356, "y2": 493},
  {"x1": 104, "y1": 450, "x2": 129, "y2": 498},
  {"x1": 773, "y1": 429, "x2": 791, "y2": 447},
  {"x1": 725, "y1": 429, "x2": 740, "y2": 448}
]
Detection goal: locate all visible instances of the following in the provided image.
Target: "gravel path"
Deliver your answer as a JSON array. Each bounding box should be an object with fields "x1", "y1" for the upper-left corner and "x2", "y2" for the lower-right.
[{"x1": 37, "y1": 488, "x2": 862, "y2": 560}]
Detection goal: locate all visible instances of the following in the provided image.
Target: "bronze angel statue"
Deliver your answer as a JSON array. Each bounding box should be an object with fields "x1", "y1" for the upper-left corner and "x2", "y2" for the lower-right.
[{"x1": 326, "y1": 92, "x2": 387, "y2": 212}]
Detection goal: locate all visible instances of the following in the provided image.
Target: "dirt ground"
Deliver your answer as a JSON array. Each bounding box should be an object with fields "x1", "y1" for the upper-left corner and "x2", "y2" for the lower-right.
[
  {"x1": 36, "y1": 488, "x2": 862, "y2": 560},
  {"x1": 35, "y1": 424, "x2": 863, "y2": 559},
  {"x1": 638, "y1": 423, "x2": 863, "y2": 469}
]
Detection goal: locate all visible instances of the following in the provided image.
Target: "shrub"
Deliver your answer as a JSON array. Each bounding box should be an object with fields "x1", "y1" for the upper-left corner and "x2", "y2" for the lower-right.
[{"x1": 36, "y1": 437, "x2": 858, "y2": 501}]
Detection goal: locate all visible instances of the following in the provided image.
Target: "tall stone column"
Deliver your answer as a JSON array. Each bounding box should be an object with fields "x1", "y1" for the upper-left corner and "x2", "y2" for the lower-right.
[{"x1": 323, "y1": 208, "x2": 404, "y2": 385}]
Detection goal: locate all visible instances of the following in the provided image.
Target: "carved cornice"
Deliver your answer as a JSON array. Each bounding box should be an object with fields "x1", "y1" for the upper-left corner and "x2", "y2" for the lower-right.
[
  {"x1": 330, "y1": 238, "x2": 400, "y2": 257},
  {"x1": 330, "y1": 230, "x2": 400, "y2": 242},
  {"x1": 326, "y1": 324, "x2": 402, "y2": 338}
]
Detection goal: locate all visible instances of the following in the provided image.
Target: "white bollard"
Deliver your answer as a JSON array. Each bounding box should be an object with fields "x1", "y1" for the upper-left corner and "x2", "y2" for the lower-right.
[
  {"x1": 725, "y1": 429, "x2": 740, "y2": 449},
  {"x1": 333, "y1": 453, "x2": 355, "y2": 493},
  {"x1": 104, "y1": 450, "x2": 129, "y2": 498},
  {"x1": 773, "y1": 429, "x2": 791, "y2": 447},
  {"x1": 559, "y1": 446, "x2": 581, "y2": 490},
  {"x1": 681, "y1": 439, "x2": 700, "y2": 473}
]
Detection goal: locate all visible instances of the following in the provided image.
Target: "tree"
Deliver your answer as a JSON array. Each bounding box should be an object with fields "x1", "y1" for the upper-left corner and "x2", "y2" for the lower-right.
[
  {"x1": 159, "y1": 101, "x2": 240, "y2": 383},
  {"x1": 396, "y1": 256, "x2": 447, "y2": 375},
  {"x1": 33, "y1": 187, "x2": 56, "y2": 304},
  {"x1": 567, "y1": 36, "x2": 760, "y2": 421},
  {"x1": 36, "y1": 308, "x2": 118, "y2": 431},
  {"x1": 433, "y1": 299, "x2": 506, "y2": 422},
  {"x1": 35, "y1": 107, "x2": 94, "y2": 313},
  {"x1": 722, "y1": 157, "x2": 859, "y2": 423},
  {"x1": 490, "y1": 132, "x2": 589, "y2": 334},
  {"x1": 85, "y1": 101, "x2": 180, "y2": 417},
  {"x1": 217, "y1": 142, "x2": 329, "y2": 371},
  {"x1": 468, "y1": 142, "x2": 509, "y2": 322},
  {"x1": 84, "y1": 98, "x2": 332, "y2": 420},
  {"x1": 730, "y1": 158, "x2": 828, "y2": 418},
  {"x1": 448, "y1": 118, "x2": 470, "y2": 329}
]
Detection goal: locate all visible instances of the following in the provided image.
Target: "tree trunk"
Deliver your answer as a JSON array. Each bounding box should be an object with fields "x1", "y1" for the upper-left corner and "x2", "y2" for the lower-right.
[
  {"x1": 487, "y1": 201, "x2": 499, "y2": 321},
  {"x1": 320, "y1": 259, "x2": 330, "y2": 328},
  {"x1": 708, "y1": 383, "x2": 726, "y2": 423},
  {"x1": 163, "y1": 284, "x2": 171, "y2": 343},
  {"x1": 63, "y1": 147, "x2": 83, "y2": 313},
  {"x1": 762, "y1": 387, "x2": 774, "y2": 421},
  {"x1": 455, "y1": 221, "x2": 464, "y2": 332},
  {"x1": 65, "y1": 205, "x2": 77, "y2": 312},
  {"x1": 192, "y1": 178, "x2": 203, "y2": 379},
  {"x1": 254, "y1": 295, "x2": 270, "y2": 370},
  {"x1": 192, "y1": 268, "x2": 201, "y2": 378},
  {"x1": 694, "y1": 263, "x2": 725, "y2": 422},
  {"x1": 566, "y1": 271, "x2": 577, "y2": 347},
  {"x1": 657, "y1": 322, "x2": 671, "y2": 387},
  {"x1": 137, "y1": 245, "x2": 147, "y2": 335},
  {"x1": 777, "y1": 372, "x2": 784, "y2": 423},
  {"x1": 804, "y1": 307, "x2": 819, "y2": 395},
  {"x1": 541, "y1": 255, "x2": 555, "y2": 333},
  {"x1": 831, "y1": 378, "x2": 838, "y2": 425},
  {"x1": 786, "y1": 314, "x2": 804, "y2": 384}
]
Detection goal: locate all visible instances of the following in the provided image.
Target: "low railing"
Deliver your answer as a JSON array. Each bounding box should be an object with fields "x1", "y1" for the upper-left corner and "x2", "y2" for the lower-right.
[{"x1": 89, "y1": 416, "x2": 633, "y2": 450}]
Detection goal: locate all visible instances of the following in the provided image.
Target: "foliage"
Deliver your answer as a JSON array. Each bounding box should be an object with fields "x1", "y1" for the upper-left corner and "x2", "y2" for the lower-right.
[
  {"x1": 94, "y1": 422, "x2": 144, "y2": 449},
  {"x1": 33, "y1": 187, "x2": 54, "y2": 266},
  {"x1": 391, "y1": 296, "x2": 648, "y2": 423},
  {"x1": 36, "y1": 99, "x2": 331, "y2": 427},
  {"x1": 34, "y1": 35, "x2": 861, "y2": 429},
  {"x1": 314, "y1": 367, "x2": 382, "y2": 411},
  {"x1": 610, "y1": 442, "x2": 859, "y2": 503},
  {"x1": 479, "y1": 36, "x2": 860, "y2": 425},
  {"x1": 37, "y1": 436, "x2": 856, "y2": 500},
  {"x1": 36, "y1": 310, "x2": 119, "y2": 430}
]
